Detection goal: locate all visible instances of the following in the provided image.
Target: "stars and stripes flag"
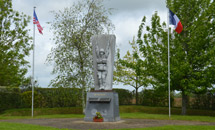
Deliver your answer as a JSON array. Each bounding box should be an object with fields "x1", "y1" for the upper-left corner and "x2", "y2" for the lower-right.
[
  {"x1": 169, "y1": 9, "x2": 183, "y2": 34},
  {"x1": 33, "y1": 10, "x2": 43, "y2": 34}
]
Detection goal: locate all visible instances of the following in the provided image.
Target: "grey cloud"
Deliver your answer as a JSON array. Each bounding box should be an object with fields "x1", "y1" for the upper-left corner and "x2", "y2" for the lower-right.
[
  {"x1": 13, "y1": 0, "x2": 167, "y2": 89},
  {"x1": 104, "y1": 0, "x2": 166, "y2": 13}
]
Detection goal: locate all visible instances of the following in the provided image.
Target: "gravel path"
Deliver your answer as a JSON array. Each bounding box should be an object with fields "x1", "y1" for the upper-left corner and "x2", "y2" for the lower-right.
[{"x1": 1, "y1": 118, "x2": 215, "y2": 130}]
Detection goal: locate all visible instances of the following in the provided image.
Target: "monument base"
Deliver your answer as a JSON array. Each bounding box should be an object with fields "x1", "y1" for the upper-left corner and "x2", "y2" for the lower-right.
[{"x1": 84, "y1": 91, "x2": 120, "y2": 122}]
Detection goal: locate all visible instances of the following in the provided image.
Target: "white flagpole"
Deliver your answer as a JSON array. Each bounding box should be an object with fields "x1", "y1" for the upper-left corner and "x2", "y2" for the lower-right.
[
  {"x1": 167, "y1": 8, "x2": 171, "y2": 118},
  {"x1": 32, "y1": 6, "x2": 36, "y2": 118}
]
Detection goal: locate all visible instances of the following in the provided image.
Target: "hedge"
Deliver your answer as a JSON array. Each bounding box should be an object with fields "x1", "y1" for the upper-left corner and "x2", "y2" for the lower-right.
[
  {"x1": 0, "y1": 87, "x2": 83, "y2": 113},
  {"x1": 139, "y1": 89, "x2": 174, "y2": 107},
  {"x1": 21, "y1": 91, "x2": 46, "y2": 108},
  {"x1": 36, "y1": 87, "x2": 82, "y2": 108},
  {"x1": 1, "y1": 86, "x2": 214, "y2": 114},
  {"x1": 0, "y1": 88, "x2": 21, "y2": 113},
  {"x1": 113, "y1": 88, "x2": 133, "y2": 105},
  {"x1": 191, "y1": 92, "x2": 215, "y2": 110},
  {"x1": 0, "y1": 87, "x2": 133, "y2": 112}
]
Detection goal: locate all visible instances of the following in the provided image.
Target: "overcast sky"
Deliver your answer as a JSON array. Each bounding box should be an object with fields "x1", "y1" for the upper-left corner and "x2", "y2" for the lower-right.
[{"x1": 12, "y1": 0, "x2": 167, "y2": 91}]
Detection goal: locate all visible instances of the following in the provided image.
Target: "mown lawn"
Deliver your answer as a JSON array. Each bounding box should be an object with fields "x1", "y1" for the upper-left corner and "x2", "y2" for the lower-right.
[
  {"x1": 120, "y1": 113, "x2": 215, "y2": 122},
  {"x1": 117, "y1": 125, "x2": 215, "y2": 130},
  {"x1": 1, "y1": 112, "x2": 215, "y2": 122},
  {"x1": 1, "y1": 110, "x2": 215, "y2": 130},
  {"x1": 0, "y1": 106, "x2": 215, "y2": 130},
  {"x1": 1, "y1": 122, "x2": 215, "y2": 130},
  {"x1": 0, "y1": 114, "x2": 84, "y2": 120},
  {"x1": 2, "y1": 106, "x2": 215, "y2": 117},
  {"x1": 0, "y1": 122, "x2": 71, "y2": 130}
]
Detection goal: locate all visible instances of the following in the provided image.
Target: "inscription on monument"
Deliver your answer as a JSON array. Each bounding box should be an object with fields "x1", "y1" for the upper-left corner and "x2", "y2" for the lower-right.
[{"x1": 94, "y1": 94, "x2": 106, "y2": 96}]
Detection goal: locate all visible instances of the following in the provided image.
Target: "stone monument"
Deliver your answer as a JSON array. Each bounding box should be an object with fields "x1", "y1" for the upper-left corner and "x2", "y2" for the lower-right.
[{"x1": 84, "y1": 34, "x2": 120, "y2": 122}]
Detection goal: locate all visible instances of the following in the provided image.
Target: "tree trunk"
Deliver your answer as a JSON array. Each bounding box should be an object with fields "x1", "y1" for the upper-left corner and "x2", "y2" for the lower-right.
[
  {"x1": 80, "y1": 58, "x2": 86, "y2": 114},
  {"x1": 181, "y1": 90, "x2": 188, "y2": 115},
  {"x1": 81, "y1": 75, "x2": 86, "y2": 114},
  {"x1": 135, "y1": 76, "x2": 139, "y2": 105},
  {"x1": 77, "y1": 43, "x2": 86, "y2": 114},
  {"x1": 136, "y1": 88, "x2": 138, "y2": 105}
]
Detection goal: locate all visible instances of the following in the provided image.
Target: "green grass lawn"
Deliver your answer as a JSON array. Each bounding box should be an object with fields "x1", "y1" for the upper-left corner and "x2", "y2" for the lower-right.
[
  {"x1": 120, "y1": 113, "x2": 215, "y2": 122},
  {"x1": 0, "y1": 114, "x2": 84, "y2": 120},
  {"x1": 1, "y1": 122, "x2": 215, "y2": 130},
  {"x1": 117, "y1": 125, "x2": 215, "y2": 130},
  {"x1": 1, "y1": 106, "x2": 215, "y2": 130},
  {"x1": 1, "y1": 112, "x2": 215, "y2": 122},
  {"x1": 0, "y1": 122, "x2": 72, "y2": 130},
  {"x1": 3, "y1": 106, "x2": 215, "y2": 117}
]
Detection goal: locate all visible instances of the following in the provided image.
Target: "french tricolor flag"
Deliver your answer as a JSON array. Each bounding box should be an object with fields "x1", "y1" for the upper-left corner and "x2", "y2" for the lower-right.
[{"x1": 169, "y1": 9, "x2": 183, "y2": 34}]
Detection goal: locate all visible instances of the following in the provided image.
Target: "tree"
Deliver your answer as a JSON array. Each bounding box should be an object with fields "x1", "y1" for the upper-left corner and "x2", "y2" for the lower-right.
[
  {"x1": 137, "y1": 0, "x2": 215, "y2": 115},
  {"x1": 46, "y1": 0, "x2": 114, "y2": 111},
  {"x1": 166, "y1": 0, "x2": 215, "y2": 115},
  {"x1": 0, "y1": 0, "x2": 32, "y2": 87},
  {"x1": 19, "y1": 76, "x2": 39, "y2": 90},
  {"x1": 114, "y1": 38, "x2": 149, "y2": 105}
]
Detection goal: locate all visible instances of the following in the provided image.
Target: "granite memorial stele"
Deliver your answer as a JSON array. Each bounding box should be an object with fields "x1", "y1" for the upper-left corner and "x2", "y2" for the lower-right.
[{"x1": 84, "y1": 34, "x2": 120, "y2": 122}]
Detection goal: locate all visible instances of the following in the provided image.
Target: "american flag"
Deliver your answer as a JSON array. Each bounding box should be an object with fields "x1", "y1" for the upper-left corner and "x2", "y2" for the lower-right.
[{"x1": 33, "y1": 10, "x2": 43, "y2": 34}]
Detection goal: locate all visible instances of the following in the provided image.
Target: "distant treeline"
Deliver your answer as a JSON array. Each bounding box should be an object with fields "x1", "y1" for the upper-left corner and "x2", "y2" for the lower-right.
[{"x1": 0, "y1": 87, "x2": 214, "y2": 113}]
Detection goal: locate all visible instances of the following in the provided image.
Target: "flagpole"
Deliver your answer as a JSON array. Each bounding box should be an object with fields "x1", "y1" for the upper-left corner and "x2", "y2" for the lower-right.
[
  {"x1": 167, "y1": 7, "x2": 171, "y2": 118},
  {"x1": 32, "y1": 6, "x2": 36, "y2": 118}
]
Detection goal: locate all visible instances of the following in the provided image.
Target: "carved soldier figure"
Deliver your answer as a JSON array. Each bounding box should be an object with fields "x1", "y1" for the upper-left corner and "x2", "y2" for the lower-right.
[
  {"x1": 92, "y1": 34, "x2": 115, "y2": 90},
  {"x1": 95, "y1": 42, "x2": 110, "y2": 90}
]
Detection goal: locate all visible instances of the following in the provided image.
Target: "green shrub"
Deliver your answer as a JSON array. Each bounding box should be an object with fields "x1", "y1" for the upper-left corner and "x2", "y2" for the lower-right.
[
  {"x1": 21, "y1": 91, "x2": 46, "y2": 108},
  {"x1": 0, "y1": 88, "x2": 21, "y2": 113},
  {"x1": 36, "y1": 87, "x2": 82, "y2": 108},
  {"x1": 139, "y1": 89, "x2": 174, "y2": 107},
  {"x1": 191, "y1": 92, "x2": 215, "y2": 110},
  {"x1": 113, "y1": 88, "x2": 133, "y2": 105}
]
